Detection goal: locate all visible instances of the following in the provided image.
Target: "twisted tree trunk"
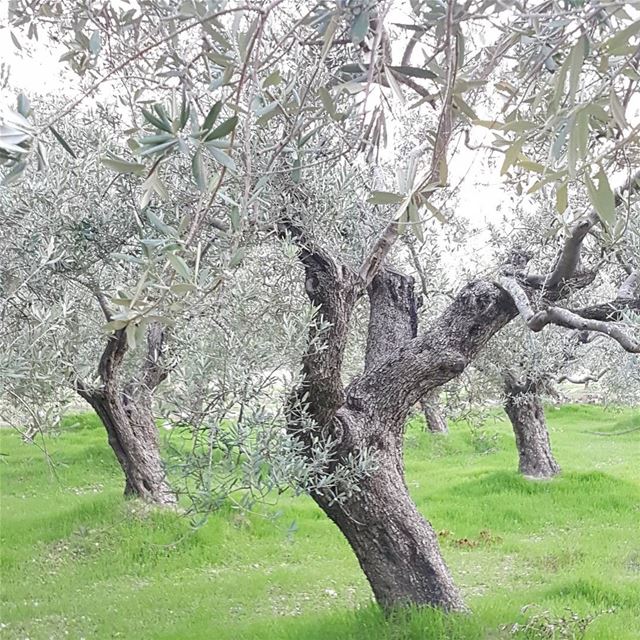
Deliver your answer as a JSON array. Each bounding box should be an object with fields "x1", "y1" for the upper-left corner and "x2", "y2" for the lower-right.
[
  {"x1": 316, "y1": 427, "x2": 462, "y2": 610},
  {"x1": 290, "y1": 248, "x2": 516, "y2": 610},
  {"x1": 503, "y1": 374, "x2": 560, "y2": 479},
  {"x1": 76, "y1": 324, "x2": 175, "y2": 505},
  {"x1": 83, "y1": 387, "x2": 174, "y2": 503},
  {"x1": 321, "y1": 269, "x2": 461, "y2": 609},
  {"x1": 281, "y1": 168, "x2": 639, "y2": 611}
]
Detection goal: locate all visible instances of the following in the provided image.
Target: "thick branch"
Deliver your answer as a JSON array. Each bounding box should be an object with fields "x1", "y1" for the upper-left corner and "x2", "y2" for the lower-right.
[
  {"x1": 575, "y1": 297, "x2": 640, "y2": 321},
  {"x1": 565, "y1": 269, "x2": 640, "y2": 322},
  {"x1": 98, "y1": 329, "x2": 128, "y2": 390},
  {"x1": 358, "y1": 220, "x2": 402, "y2": 288},
  {"x1": 94, "y1": 290, "x2": 113, "y2": 322},
  {"x1": 279, "y1": 219, "x2": 359, "y2": 426},
  {"x1": 535, "y1": 213, "x2": 597, "y2": 288},
  {"x1": 497, "y1": 275, "x2": 535, "y2": 322},
  {"x1": 528, "y1": 306, "x2": 640, "y2": 352},
  {"x1": 140, "y1": 323, "x2": 170, "y2": 392},
  {"x1": 73, "y1": 376, "x2": 99, "y2": 403},
  {"x1": 365, "y1": 269, "x2": 418, "y2": 371},
  {"x1": 556, "y1": 368, "x2": 609, "y2": 384},
  {"x1": 344, "y1": 279, "x2": 517, "y2": 422}
]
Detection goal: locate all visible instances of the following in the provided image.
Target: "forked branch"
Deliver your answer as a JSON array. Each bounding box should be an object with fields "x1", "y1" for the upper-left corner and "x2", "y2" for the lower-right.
[{"x1": 498, "y1": 276, "x2": 640, "y2": 353}]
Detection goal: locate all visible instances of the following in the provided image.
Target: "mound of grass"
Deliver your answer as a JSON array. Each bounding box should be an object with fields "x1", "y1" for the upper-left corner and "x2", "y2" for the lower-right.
[{"x1": 1, "y1": 405, "x2": 638, "y2": 639}]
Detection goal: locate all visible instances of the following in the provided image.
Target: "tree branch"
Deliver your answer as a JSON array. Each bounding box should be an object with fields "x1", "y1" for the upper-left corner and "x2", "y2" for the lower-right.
[
  {"x1": 94, "y1": 290, "x2": 113, "y2": 322},
  {"x1": 140, "y1": 322, "x2": 171, "y2": 392},
  {"x1": 357, "y1": 219, "x2": 403, "y2": 287},
  {"x1": 618, "y1": 269, "x2": 639, "y2": 299},
  {"x1": 530, "y1": 306, "x2": 640, "y2": 352},
  {"x1": 524, "y1": 169, "x2": 640, "y2": 289},
  {"x1": 530, "y1": 213, "x2": 597, "y2": 288},
  {"x1": 365, "y1": 269, "x2": 418, "y2": 372},
  {"x1": 556, "y1": 368, "x2": 609, "y2": 384},
  {"x1": 496, "y1": 275, "x2": 536, "y2": 321},
  {"x1": 499, "y1": 276, "x2": 640, "y2": 353},
  {"x1": 575, "y1": 297, "x2": 640, "y2": 321},
  {"x1": 279, "y1": 218, "x2": 359, "y2": 426},
  {"x1": 97, "y1": 330, "x2": 128, "y2": 392},
  {"x1": 344, "y1": 279, "x2": 517, "y2": 421},
  {"x1": 572, "y1": 270, "x2": 640, "y2": 321},
  {"x1": 73, "y1": 375, "x2": 98, "y2": 402},
  {"x1": 356, "y1": 0, "x2": 458, "y2": 289}
]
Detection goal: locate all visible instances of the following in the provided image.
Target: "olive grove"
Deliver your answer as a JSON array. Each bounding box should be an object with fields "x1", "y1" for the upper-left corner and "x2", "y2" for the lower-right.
[{"x1": 1, "y1": 0, "x2": 639, "y2": 614}]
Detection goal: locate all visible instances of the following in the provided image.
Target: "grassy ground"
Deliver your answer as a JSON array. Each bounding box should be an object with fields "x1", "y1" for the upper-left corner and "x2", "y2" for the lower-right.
[{"x1": 1, "y1": 405, "x2": 639, "y2": 639}]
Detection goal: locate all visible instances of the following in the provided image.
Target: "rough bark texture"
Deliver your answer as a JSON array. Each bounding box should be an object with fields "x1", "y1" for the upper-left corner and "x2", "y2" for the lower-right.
[
  {"x1": 344, "y1": 269, "x2": 461, "y2": 608},
  {"x1": 364, "y1": 269, "x2": 418, "y2": 372},
  {"x1": 76, "y1": 324, "x2": 175, "y2": 505},
  {"x1": 317, "y1": 445, "x2": 463, "y2": 610},
  {"x1": 292, "y1": 262, "x2": 520, "y2": 610},
  {"x1": 282, "y1": 168, "x2": 639, "y2": 612},
  {"x1": 295, "y1": 268, "x2": 518, "y2": 609},
  {"x1": 503, "y1": 376, "x2": 560, "y2": 479},
  {"x1": 421, "y1": 392, "x2": 448, "y2": 434},
  {"x1": 364, "y1": 273, "x2": 449, "y2": 434}
]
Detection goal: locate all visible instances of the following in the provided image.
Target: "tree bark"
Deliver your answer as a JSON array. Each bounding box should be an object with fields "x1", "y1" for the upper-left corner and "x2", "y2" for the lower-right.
[
  {"x1": 347, "y1": 269, "x2": 461, "y2": 607},
  {"x1": 289, "y1": 245, "x2": 520, "y2": 609},
  {"x1": 421, "y1": 392, "x2": 448, "y2": 433},
  {"x1": 301, "y1": 276, "x2": 516, "y2": 611},
  {"x1": 76, "y1": 324, "x2": 175, "y2": 505},
  {"x1": 316, "y1": 430, "x2": 462, "y2": 610},
  {"x1": 82, "y1": 387, "x2": 175, "y2": 504},
  {"x1": 292, "y1": 266, "x2": 471, "y2": 610},
  {"x1": 364, "y1": 269, "x2": 418, "y2": 372},
  {"x1": 281, "y1": 168, "x2": 640, "y2": 611},
  {"x1": 366, "y1": 271, "x2": 448, "y2": 433},
  {"x1": 284, "y1": 223, "x2": 524, "y2": 611},
  {"x1": 503, "y1": 375, "x2": 560, "y2": 479}
]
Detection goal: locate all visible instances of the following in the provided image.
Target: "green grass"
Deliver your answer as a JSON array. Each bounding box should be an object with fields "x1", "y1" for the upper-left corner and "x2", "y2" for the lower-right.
[{"x1": 1, "y1": 405, "x2": 639, "y2": 639}]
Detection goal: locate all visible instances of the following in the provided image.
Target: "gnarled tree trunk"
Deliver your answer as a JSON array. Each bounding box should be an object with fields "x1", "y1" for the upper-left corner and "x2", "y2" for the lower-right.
[
  {"x1": 503, "y1": 374, "x2": 560, "y2": 479},
  {"x1": 282, "y1": 169, "x2": 640, "y2": 612},
  {"x1": 316, "y1": 430, "x2": 462, "y2": 610},
  {"x1": 83, "y1": 387, "x2": 174, "y2": 503},
  {"x1": 421, "y1": 392, "x2": 448, "y2": 433},
  {"x1": 76, "y1": 324, "x2": 175, "y2": 505},
  {"x1": 290, "y1": 248, "x2": 519, "y2": 610},
  {"x1": 318, "y1": 269, "x2": 461, "y2": 609}
]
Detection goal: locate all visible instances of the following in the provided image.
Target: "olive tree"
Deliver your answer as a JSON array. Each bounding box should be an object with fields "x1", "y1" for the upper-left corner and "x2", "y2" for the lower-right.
[{"x1": 4, "y1": 0, "x2": 640, "y2": 612}]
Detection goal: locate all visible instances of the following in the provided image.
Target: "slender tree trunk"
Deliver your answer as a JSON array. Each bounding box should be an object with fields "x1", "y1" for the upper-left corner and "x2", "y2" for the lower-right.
[
  {"x1": 421, "y1": 392, "x2": 448, "y2": 433},
  {"x1": 76, "y1": 324, "x2": 175, "y2": 505},
  {"x1": 503, "y1": 375, "x2": 560, "y2": 479}
]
